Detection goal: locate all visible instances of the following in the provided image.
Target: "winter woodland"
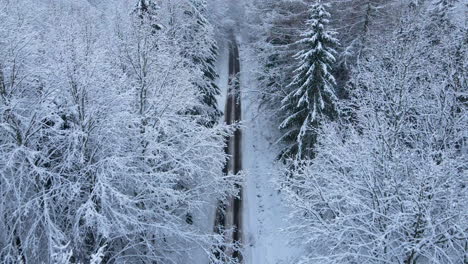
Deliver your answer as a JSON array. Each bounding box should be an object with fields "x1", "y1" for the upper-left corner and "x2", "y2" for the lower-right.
[{"x1": 0, "y1": 0, "x2": 466, "y2": 263}]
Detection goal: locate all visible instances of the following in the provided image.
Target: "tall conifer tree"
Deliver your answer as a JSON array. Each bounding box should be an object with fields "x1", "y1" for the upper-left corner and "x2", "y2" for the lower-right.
[
  {"x1": 183, "y1": 0, "x2": 222, "y2": 127},
  {"x1": 279, "y1": 1, "x2": 339, "y2": 160}
]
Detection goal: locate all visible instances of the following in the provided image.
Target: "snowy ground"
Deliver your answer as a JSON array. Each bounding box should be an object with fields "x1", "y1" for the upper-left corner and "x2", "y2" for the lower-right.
[
  {"x1": 209, "y1": 35, "x2": 304, "y2": 264},
  {"x1": 216, "y1": 38, "x2": 231, "y2": 114},
  {"x1": 238, "y1": 38, "x2": 304, "y2": 264}
]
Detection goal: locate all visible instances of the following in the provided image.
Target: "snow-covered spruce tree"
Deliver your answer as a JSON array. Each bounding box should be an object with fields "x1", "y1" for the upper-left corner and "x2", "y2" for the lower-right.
[
  {"x1": 134, "y1": 0, "x2": 162, "y2": 31},
  {"x1": 278, "y1": 1, "x2": 338, "y2": 160},
  {"x1": 281, "y1": 13, "x2": 467, "y2": 264},
  {"x1": 185, "y1": 0, "x2": 222, "y2": 127}
]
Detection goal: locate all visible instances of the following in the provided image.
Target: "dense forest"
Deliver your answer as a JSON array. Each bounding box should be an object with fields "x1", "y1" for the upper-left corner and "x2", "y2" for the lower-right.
[
  {"x1": 248, "y1": 1, "x2": 467, "y2": 263},
  {"x1": 0, "y1": 0, "x2": 466, "y2": 263}
]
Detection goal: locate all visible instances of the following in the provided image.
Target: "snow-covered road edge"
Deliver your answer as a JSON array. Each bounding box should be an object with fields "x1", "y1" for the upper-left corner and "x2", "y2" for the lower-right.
[
  {"x1": 238, "y1": 36, "x2": 305, "y2": 264},
  {"x1": 191, "y1": 37, "x2": 231, "y2": 264}
]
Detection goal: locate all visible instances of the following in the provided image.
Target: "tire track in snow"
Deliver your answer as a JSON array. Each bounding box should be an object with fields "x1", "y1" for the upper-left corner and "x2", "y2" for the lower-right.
[{"x1": 213, "y1": 34, "x2": 243, "y2": 263}]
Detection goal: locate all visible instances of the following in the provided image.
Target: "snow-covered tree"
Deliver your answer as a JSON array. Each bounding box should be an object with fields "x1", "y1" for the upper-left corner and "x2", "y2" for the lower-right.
[
  {"x1": 107, "y1": 5, "x2": 238, "y2": 261},
  {"x1": 333, "y1": 0, "x2": 398, "y2": 61},
  {"x1": 430, "y1": 0, "x2": 459, "y2": 25},
  {"x1": 251, "y1": 0, "x2": 309, "y2": 111},
  {"x1": 281, "y1": 12, "x2": 467, "y2": 263},
  {"x1": 330, "y1": 0, "x2": 402, "y2": 94},
  {"x1": 180, "y1": 0, "x2": 223, "y2": 127},
  {"x1": 426, "y1": 0, "x2": 463, "y2": 46},
  {"x1": 134, "y1": 0, "x2": 162, "y2": 32},
  {"x1": 278, "y1": 1, "x2": 339, "y2": 159},
  {"x1": 0, "y1": 0, "x2": 238, "y2": 263}
]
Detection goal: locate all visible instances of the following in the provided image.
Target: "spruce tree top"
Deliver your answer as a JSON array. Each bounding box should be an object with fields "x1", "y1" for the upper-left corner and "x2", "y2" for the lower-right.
[{"x1": 286, "y1": 1, "x2": 338, "y2": 120}]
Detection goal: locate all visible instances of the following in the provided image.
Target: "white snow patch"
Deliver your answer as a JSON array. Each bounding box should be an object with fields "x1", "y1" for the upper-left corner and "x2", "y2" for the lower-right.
[
  {"x1": 216, "y1": 38, "x2": 230, "y2": 116},
  {"x1": 238, "y1": 37, "x2": 305, "y2": 264}
]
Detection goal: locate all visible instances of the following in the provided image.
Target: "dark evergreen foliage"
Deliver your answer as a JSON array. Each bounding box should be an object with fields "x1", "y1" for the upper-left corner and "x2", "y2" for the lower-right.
[{"x1": 278, "y1": 2, "x2": 339, "y2": 160}]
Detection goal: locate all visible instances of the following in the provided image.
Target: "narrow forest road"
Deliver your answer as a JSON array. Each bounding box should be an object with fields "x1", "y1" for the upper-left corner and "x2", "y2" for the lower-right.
[{"x1": 214, "y1": 35, "x2": 243, "y2": 263}]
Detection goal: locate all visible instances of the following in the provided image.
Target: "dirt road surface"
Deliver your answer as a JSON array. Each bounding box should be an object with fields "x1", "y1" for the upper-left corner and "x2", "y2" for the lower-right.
[{"x1": 214, "y1": 35, "x2": 243, "y2": 263}]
